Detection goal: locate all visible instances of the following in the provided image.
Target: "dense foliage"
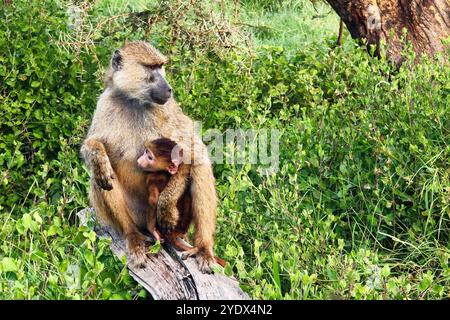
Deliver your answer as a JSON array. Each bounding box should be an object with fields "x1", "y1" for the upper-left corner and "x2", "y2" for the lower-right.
[{"x1": 0, "y1": 0, "x2": 448, "y2": 299}]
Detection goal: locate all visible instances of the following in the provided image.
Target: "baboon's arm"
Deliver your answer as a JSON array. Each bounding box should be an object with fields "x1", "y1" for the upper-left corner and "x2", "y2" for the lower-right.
[
  {"x1": 190, "y1": 163, "x2": 217, "y2": 248},
  {"x1": 80, "y1": 138, "x2": 115, "y2": 190},
  {"x1": 157, "y1": 164, "x2": 191, "y2": 231},
  {"x1": 181, "y1": 162, "x2": 218, "y2": 273}
]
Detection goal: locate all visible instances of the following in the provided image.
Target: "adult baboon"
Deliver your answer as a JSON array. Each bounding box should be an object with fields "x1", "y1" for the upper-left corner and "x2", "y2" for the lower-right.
[{"x1": 80, "y1": 41, "x2": 217, "y2": 273}]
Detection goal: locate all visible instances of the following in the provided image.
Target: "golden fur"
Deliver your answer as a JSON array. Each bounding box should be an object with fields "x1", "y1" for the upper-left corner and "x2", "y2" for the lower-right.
[{"x1": 81, "y1": 41, "x2": 217, "y2": 272}]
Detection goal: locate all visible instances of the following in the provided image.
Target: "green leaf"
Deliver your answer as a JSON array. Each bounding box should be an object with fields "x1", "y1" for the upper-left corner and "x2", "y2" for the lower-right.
[
  {"x1": 1, "y1": 257, "x2": 18, "y2": 273},
  {"x1": 47, "y1": 225, "x2": 58, "y2": 236},
  {"x1": 272, "y1": 256, "x2": 281, "y2": 293},
  {"x1": 381, "y1": 265, "x2": 391, "y2": 278},
  {"x1": 419, "y1": 278, "x2": 431, "y2": 291},
  {"x1": 211, "y1": 263, "x2": 224, "y2": 274},
  {"x1": 33, "y1": 211, "x2": 43, "y2": 224},
  {"x1": 22, "y1": 213, "x2": 32, "y2": 230},
  {"x1": 85, "y1": 251, "x2": 94, "y2": 266},
  {"x1": 15, "y1": 220, "x2": 25, "y2": 235},
  {"x1": 148, "y1": 240, "x2": 161, "y2": 254}
]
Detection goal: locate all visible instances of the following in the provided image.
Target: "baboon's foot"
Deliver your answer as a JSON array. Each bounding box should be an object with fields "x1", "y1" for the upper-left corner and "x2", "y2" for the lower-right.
[
  {"x1": 180, "y1": 246, "x2": 199, "y2": 260},
  {"x1": 196, "y1": 252, "x2": 215, "y2": 274},
  {"x1": 181, "y1": 247, "x2": 214, "y2": 274},
  {"x1": 125, "y1": 232, "x2": 149, "y2": 269}
]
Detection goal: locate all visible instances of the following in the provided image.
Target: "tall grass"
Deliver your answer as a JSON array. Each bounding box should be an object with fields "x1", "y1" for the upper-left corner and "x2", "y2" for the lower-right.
[{"x1": 239, "y1": 0, "x2": 342, "y2": 51}]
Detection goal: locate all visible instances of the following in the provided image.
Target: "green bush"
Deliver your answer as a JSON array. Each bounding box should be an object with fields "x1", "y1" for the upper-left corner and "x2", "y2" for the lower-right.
[
  {"x1": 0, "y1": 1, "x2": 142, "y2": 299},
  {"x1": 0, "y1": 0, "x2": 448, "y2": 299},
  {"x1": 175, "y1": 45, "x2": 449, "y2": 299}
]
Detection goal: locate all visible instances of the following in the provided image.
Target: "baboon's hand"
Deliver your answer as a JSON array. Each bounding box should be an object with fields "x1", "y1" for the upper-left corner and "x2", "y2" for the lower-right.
[
  {"x1": 82, "y1": 139, "x2": 115, "y2": 190},
  {"x1": 157, "y1": 205, "x2": 179, "y2": 234},
  {"x1": 93, "y1": 161, "x2": 115, "y2": 191}
]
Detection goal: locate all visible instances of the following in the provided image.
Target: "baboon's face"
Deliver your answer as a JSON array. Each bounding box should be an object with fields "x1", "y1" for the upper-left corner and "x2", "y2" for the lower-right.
[
  {"x1": 137, "y1": 143, "x2": 179, "y2": 174},
  {"x1": 109, "y1": 42, "x2": 172, "y2": 105}
]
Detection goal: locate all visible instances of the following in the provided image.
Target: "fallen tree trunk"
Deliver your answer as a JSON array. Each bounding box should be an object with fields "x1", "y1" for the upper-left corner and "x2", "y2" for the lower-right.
[
  {"x1": 325, "y1": 0, "x2": 450, "y2": 64},
  {"x1": 77, "y1": 208, "x2": 250, "y2": 300}
]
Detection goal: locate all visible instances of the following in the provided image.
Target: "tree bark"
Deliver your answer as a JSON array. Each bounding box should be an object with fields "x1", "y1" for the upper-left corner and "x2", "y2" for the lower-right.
[
  {"x1": 325, "y1": 0, "x2": 450, "y2": 64},
  {"x1": 77, "y1": 209, "x2": 250, "y2": 300}
]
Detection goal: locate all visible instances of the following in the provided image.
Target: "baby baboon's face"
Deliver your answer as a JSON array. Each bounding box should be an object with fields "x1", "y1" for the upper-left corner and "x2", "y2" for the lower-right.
[{"x1": 109, "y1": 41, "x2": 172, "y2": 105}]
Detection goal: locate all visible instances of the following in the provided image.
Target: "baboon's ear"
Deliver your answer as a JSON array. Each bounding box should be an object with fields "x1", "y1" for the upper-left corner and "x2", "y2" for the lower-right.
[
  {"x1": 111, "y1": 50, "x2": 122, "y2": 71},
  {"x1": 171, "y1": 145, "x2": 184, "y2": 164}
]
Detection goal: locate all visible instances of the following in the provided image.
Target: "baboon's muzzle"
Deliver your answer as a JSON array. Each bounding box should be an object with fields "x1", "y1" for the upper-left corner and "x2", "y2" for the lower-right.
[{"x1": 150, "y1": 73, "x2": 172, "y2": 105}]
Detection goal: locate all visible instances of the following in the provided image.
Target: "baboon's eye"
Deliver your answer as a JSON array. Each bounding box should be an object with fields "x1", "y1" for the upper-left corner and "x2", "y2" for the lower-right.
[
  {"x1": 145, "y1": 149, "x2": 153, "y2": 160},
  {"x1": 143, "y1": 64, "x2": 162, "y2": 70}
]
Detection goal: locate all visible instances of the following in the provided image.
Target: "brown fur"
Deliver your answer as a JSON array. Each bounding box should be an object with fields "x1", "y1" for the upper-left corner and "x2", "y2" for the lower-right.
[
  {"x1": 142, "y1": 140, "x2": 225, "y2": 267},
  {"x1": 144, "y1": 170, "x2": 191, "y2": 241},
  {"x1": 104, "y1": 41, "x2": 168, "y2": 87},
  {"x1": 81, "y1": 41, "x2": 217, "y2": 272},
  {"x1": 145, "y1": 173, "x2": 225, "y2": 268},
  {"x1": 148, "y1": 138, "x2": 178, "y2": 160}
]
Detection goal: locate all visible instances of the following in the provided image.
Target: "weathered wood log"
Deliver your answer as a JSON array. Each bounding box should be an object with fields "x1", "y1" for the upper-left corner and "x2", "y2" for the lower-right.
[
  {"x1": 325, "y1": 0, "x2": 450, "y2": 64},
  {"x1": 77, "y1": 208, "x2": 250, "y2": 300}
]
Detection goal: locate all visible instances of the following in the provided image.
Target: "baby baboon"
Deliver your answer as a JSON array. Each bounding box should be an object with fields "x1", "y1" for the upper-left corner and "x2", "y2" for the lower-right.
[
  {"x1": 136, "y1": 138, "x2": 188, "y2": 242},
  {"x1": 137, "y1": 138, "x2": 226, "y2": 267},
  {"x1": 81, "y1": 41, "x2": 217, "y2": 272}
]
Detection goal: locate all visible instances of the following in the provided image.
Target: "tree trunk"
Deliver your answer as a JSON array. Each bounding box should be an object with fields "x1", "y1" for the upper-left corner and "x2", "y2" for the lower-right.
[
  {"x1": 77, "y1": 209, "x2": 250, "y2": 300},
  {"x1": 325, "y1": 0, "x2": 450, "y2": 64}
]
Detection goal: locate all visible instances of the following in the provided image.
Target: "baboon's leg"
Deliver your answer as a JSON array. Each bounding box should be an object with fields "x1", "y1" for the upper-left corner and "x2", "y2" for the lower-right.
[
  {"x1": 146, "y1": 186, "x2": 162, "y2": 242},
  {"x1": 167, "y1": 171, "x2": 226, "y2": 269},
  {"x1": 90, "y1": 182, "x2": 148, "y2": 268},
  {"x1": 83, "y1": 138, "x2": 149, "y2": 267},
  {"x1": 187, "y1": 163, "x2": 217, "y2": 273}
]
